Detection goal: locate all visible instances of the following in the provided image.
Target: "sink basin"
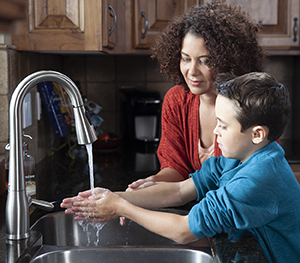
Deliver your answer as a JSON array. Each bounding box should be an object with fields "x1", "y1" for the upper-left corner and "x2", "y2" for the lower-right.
[
  {"x1": 27, "y1": 247, "x2": 215, "y2": 263},
  {"x1": 31, "y1": 211, "x2": 185, "y2": 246},
  {"x1": 23, "y1": 210, "x2": 214, "y2": 263}
]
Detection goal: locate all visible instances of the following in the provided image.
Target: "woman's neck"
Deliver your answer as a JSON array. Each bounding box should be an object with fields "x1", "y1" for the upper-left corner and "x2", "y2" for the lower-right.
[{"x1": 199, "y1": 92, "x2": 217, "y2": 107}]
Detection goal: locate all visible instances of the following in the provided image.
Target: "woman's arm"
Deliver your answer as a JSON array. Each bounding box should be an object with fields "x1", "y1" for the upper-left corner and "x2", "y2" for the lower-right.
[
  {"x1": 119, "y1": 177, "x2": 197, "y2": 208},
  {"x1": 128, "y1": 87, "x2": 200, "y2": 190}
]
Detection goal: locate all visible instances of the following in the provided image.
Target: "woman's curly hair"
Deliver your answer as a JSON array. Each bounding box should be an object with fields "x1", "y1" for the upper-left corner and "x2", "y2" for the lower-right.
[{"x1": 151, "y1": 1, "x2": 266, "y2": 92}]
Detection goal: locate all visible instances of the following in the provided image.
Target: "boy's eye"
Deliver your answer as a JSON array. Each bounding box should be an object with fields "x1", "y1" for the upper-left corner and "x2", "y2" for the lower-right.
[{"x1": 218, "y1": 124, "x2": 227, "y2": 130}]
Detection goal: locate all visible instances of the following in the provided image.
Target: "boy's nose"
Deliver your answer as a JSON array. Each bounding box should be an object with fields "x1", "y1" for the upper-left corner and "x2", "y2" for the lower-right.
[{"x1": 213, "y1": 125, "x2": 218, "y2": 136}]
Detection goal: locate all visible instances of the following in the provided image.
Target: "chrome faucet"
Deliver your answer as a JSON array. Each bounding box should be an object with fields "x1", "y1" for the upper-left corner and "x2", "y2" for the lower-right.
[{"x1": 6, "y1": 70, "x2": 97, "y2": 240}]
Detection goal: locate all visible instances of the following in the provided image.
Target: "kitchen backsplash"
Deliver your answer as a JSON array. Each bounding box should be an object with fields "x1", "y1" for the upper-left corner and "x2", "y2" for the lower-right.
[{"x1": 0, "y1": 44, "x2": 299, "y2": 162}]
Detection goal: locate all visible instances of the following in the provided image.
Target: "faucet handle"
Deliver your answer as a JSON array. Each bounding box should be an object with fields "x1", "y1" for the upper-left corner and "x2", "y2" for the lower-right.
[
  {"x1": 27, "y1": 195, "x2": 54, "y2": 211},
  {"x1": 22, "y1": 133, "x2": 33, "y2": 140}
]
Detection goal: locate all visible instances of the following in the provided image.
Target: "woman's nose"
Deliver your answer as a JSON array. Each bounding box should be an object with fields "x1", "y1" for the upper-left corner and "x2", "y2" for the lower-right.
[{"x1": 189, "y1": 61, "x2": 200, "y2": 76}]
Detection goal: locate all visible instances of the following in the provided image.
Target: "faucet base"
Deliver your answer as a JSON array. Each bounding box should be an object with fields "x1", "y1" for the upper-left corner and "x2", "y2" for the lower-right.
[
  {"x1": 6, "y1": 232, "x2": 30, "y2": 241},
  {"x1": 6, "y1": 190, "x2": 30, "y2": 240}
]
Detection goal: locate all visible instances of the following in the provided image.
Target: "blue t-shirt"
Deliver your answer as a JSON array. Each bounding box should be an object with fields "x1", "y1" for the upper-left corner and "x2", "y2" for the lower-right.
[{"x1": 188, "y1": 142, "x2": 300, "y2": 263}]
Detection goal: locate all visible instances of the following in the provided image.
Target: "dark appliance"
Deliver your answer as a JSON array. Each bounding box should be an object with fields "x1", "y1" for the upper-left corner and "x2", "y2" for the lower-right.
[{"x1": 121, "y1": 88, "x2": 161, "y2": 142}]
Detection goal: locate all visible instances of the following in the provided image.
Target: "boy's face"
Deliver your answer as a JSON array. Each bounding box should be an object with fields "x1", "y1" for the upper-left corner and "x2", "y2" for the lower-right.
[{"x1": 214, "y1": 95, "x2": 255, "y2": 163}]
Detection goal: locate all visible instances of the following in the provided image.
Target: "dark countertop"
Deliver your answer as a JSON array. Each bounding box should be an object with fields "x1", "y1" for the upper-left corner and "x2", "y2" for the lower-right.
[{"x1": 0, "y1": 140, "x2": 269, "y2": 263}]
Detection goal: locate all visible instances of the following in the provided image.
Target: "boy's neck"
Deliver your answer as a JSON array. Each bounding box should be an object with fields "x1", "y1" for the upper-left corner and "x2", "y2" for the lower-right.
[{"x1": 241, "y1": 140, "x2": 271, "y2": 163}]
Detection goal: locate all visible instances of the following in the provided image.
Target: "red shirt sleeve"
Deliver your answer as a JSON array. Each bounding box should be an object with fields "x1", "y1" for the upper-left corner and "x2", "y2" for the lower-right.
[{"x1": 157, "y1": 86, "x2": 222, "y2": 179}]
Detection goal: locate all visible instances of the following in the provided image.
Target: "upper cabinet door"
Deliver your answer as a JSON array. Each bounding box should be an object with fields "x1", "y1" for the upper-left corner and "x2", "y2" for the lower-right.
[
  {"x1": 259, "y1": 0, "x2": 299, "y2": 49},
  {"x1": 133, "y1": 0, "x2": 197, "y2": 49},
  {"x1": 12, "y1": 0, "x2": 117, "y2": 51},
  {"x1": 204, "y1": 0, "x2": 299, "y2": 50}
]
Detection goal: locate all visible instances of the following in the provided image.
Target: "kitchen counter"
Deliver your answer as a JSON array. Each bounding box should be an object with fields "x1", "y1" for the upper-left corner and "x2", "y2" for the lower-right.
[{"x1": 0, "y1": 140, "x2": 268, "y2": 263}]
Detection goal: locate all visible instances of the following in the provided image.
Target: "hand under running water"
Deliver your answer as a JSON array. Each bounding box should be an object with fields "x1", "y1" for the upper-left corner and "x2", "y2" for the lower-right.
[{"x1": 61, "y1": 187, "x2": 121, "y2": 223}]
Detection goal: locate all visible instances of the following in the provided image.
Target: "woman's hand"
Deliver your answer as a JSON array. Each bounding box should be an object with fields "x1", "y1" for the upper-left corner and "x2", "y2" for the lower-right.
[
  {"x1": 61, "y1": 187, "x2": 121, "y2": 222},
  {"x1": 127, "y1": 177, "x2": 157, "y2": 190},
  {"x1": 127, "y1": 168, "x2": 184, "y2": 191}
]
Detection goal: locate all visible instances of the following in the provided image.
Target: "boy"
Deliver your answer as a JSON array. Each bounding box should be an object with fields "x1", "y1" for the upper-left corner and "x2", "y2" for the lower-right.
[{"x1": 61, "y1": 72, "x2": 300, "y2": 263}]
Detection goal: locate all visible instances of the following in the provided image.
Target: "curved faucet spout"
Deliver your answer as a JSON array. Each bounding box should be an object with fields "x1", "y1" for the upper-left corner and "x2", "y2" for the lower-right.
[{"x1": 6, "y1": 70, "x2": 97, "y2": 240}]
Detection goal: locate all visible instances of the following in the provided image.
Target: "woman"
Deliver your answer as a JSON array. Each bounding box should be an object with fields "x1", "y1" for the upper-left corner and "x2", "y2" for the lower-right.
[{"x1": 128, "y1": 2, "x2": 266, "y2": 189}]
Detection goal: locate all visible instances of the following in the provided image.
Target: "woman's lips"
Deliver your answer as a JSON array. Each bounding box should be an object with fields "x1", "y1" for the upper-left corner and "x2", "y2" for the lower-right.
[{"x1": 190, "y1": 80, "x2": 203, "y2": 86}]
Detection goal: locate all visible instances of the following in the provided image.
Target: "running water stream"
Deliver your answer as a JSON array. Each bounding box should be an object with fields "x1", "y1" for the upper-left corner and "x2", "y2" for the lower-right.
[
  {"x1": 86, "y1": 143, "x2": 94, "y2": 195},
  {"x1": 77, "y1": 144, "x2": 106, "y2": 245}
]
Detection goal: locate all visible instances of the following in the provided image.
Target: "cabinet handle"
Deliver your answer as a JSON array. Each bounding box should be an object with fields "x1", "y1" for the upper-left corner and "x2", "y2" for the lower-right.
[
  {"x1": 141, "y1": 11, "x2": 148, "y2": 39},
  {"x1": 109, "y1": 3, "x2": 117, "y2": 36},
  {"x1": 293, "y1": 17, "x2": 298, "y2": 42}
]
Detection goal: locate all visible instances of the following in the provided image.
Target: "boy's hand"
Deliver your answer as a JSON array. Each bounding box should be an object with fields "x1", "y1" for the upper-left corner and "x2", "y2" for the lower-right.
[{"x1": 61, "y1": 187, "x2": 121, "y2": 222}]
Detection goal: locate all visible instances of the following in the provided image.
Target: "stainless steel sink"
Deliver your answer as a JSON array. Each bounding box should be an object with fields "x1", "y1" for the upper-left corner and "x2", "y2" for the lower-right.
[
  {"x1": 21, "y1": 210, "x2": 215, "y2": 263},
  {"x1": 30, "y1": 210, "x2": 197, "y2": 247},
  {"x1": 27, "y1": 247, "x2": 215, "y2": 263},
  {"x1": 31, "y1": 211, "x2": 182, "y2": 246}
]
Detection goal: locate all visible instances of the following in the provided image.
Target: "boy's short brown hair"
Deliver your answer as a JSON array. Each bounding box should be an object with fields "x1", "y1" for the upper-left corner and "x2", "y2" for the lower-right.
[{"x1": 216, "y1": 72, "x2": 291, "y2": 142}]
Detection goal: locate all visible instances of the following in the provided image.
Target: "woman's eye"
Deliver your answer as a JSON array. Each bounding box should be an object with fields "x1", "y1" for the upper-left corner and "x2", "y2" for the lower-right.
[
  {"x1": 181, "y1": 57, "x2": 190, "y2": 62},
  {"x1": 199, "y1": 59, "x2": 208, "y2": 65}
]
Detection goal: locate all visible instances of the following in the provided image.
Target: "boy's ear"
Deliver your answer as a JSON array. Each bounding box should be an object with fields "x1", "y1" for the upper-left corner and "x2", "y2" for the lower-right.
[{"x1": 252, "y1": 126, "x2": 269, "y2": 144}]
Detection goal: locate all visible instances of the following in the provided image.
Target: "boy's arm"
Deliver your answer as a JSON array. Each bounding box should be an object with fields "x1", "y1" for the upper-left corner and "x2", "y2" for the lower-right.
[
  {"x1": 117, "y1": 198, "x2": 198, "y2": 244},
  {"x1": 61, "y1": 178, "x2": 197, "y2": 211},
  {"x1": 65, "y1": 184, "x2": 198, "y2": 244}
]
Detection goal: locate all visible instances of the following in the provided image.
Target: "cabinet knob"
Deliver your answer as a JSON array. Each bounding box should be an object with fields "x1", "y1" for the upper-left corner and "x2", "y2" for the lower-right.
[
  {"x1": 293, "y1": 17, "x2": 298, "y2": 42},
  {"x1": 141, "y1": 11, "x2": 148, "y2": 39},
  {"x1": 109, "y1": 3, "x2": 117, "y2": 36}
]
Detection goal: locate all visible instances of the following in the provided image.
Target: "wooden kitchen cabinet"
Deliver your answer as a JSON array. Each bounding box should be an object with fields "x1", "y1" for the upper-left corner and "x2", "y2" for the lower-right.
[
  {"x1": 12, "y1": 0, "x2": 198, "y2": 53},
  {"x1": 259, "y1": 0, "x2": 299, "y2": 50},
  {"x1": 10, "y1": 0, "x2": 300, "y2": 53},
  {"x1": 203, "y1": 0, "x2": 300, "y2": 50},
  {"x1": 0, "y1": 0, "x2": 26, "y2": 33},
  {"x1": 12, "y1": 0, "x2": 118, "y2": 51},
  {"x1": 132, "y1": 0, "x2": 197, "y2": 49},
  {"x1": 132, "y1": 0, "x2": 300, "y2": 51}
]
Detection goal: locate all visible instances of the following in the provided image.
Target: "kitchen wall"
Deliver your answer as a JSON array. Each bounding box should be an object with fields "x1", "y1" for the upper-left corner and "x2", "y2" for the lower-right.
[
  {"x1": 61, "y1": 54, "x2": 172, "y2": 137},
  {"x1": 0, "y1": 44, "x2": 62, "y2": 162},
  {"x1": 0, "y1": 44, "x2": 299, "y2": 163}
]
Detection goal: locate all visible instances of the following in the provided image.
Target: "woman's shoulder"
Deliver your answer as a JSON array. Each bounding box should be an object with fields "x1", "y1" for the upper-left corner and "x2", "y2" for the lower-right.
[
  {"x1": 166, "y1": 85, "x2": 188, "y2": 94},
  {"x1": 164, "y1": 85, "x2": 197, "y2": 105}
]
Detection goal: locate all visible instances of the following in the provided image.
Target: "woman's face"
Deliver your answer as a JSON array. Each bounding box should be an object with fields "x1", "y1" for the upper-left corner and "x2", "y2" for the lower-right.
[{"x1": 180, "y1": 33, "x2": 215, "y2": 95}]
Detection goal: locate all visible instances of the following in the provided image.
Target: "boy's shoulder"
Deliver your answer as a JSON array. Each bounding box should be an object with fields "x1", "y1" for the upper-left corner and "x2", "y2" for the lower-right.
[
  {"x1": 248, "y1": 141, "x2": 285, "y2": 164},
  {"x1": 216, "y1": 142, "x2": 288, "y2": 176},
  {"x1": 236, "y1": 142, "x2": 292, "y2": 180},
  {"x1": 231, "y1": 141, "x2": 285, "y2": 167}
]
